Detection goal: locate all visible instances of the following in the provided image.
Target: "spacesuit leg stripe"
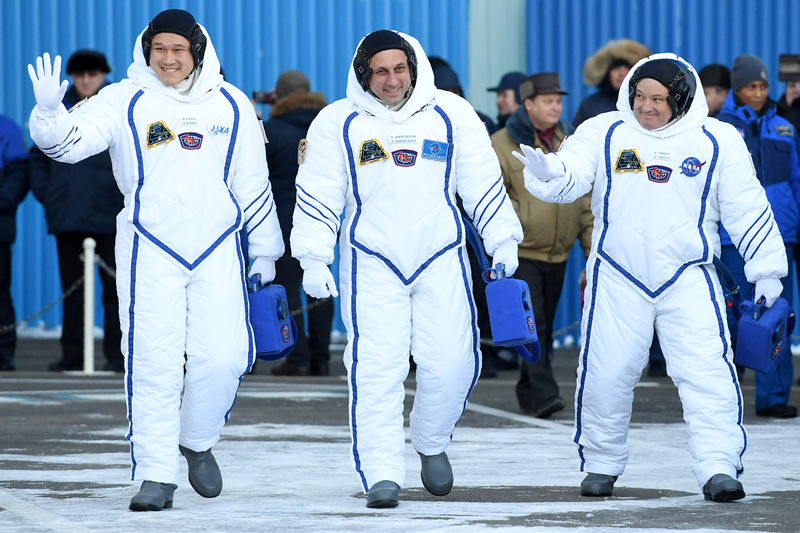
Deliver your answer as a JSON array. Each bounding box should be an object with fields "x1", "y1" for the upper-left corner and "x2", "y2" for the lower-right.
[
  {"x1": 457, "y1": 246, "x2": 481, "y2": 417},
  {"x1": 222, "y1": 236, "x2": 254, "y2": 423},
  {"x1": 125, "y1": 233, "x2": 141, "y2": 480},
  {"x1": 574, "y1": 256, "x2": 602, "y2": 470},
  {"x1": 346, "y1": 247, "x2": 368, "y2": 491},
  {"x1": 700, "y1": 264, "x2": 747, "y2": 473}
]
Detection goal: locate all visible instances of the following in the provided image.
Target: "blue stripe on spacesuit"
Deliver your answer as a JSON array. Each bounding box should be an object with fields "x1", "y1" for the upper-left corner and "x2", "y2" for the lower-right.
[
  {"x1": 39, "y1": 126, "x2": 79, "y2": 157},
  {"x1": 472, "y1": 176, "x2": 503, "y2": 227},
  {"x1": 223, "y1": 235, "x2": 255, "y2": 423},
  {"x1": 595, "y1": 121, "x2": 717, "y2": 298},
  {"x1": 746, "y1": 221, "x2": 775, "y2": 261},
  {"x1": 741, "y1": 216, "x2": 772, "y2": 260},
  {"x1": 296, "y1": 183, "x2": 340, "y2": 221},
  {"x1": 296, "y1": 203, "x2": 336, "y2": 234},
  {"x1": 127, "y1": 89, "x2": 243, "y2": 271},
  {"x1": 478, "y1": 194, "x2": 508, "y2": 235},
  {"x1": 457, "y1": 246, "x2": 481, "y2": 417},
  {"x1": 126, "y1": 232, "x2": 141, "y2": 479},
  {"x1": 574, "y1": 255, "x2": 601, "y2": 469},
  {"x1": 700, "y1": 264, "x2": 747, "y2": 473},
  {"x1": 346, "y1": 245, "x2": 369, "y2": 491},
  {"x1": 736, "y1": 207, "x2": 769, "y2": 251},
  {"x1": 342, "y1": 106, "x2": 462, "y2": 286}
]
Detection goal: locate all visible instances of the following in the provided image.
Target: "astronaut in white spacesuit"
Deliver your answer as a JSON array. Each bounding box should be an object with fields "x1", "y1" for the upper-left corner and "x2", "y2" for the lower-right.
[
  {"x1": 514, "y1": 53, "x2": 787, "y2": 502},
  {"x1": 290, "y1": 30, "x2": 522, "y2": 508},
  {"x1": 27, "y1": 9, "x2": 283, "y2": 511}
]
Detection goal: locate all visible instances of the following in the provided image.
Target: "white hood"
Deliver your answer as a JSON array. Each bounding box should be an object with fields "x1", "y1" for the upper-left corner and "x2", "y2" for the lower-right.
[
  {"x1": 126, "y1": 24, "x2": 224, "y2": 101},
  {"x1": 345, "y1": 31, "x2": 437, "y2": 122},
  {"x1": 616, "y1": 52, "x2": 709, "y2": 138}
]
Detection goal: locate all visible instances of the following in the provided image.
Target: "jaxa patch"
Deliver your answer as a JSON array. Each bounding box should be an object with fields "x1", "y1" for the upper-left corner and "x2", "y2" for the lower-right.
[
  {"x1": 680, "y1": 156, "x2": 707, "y2": 176},
  {"x1": 297, "y1": 139, "x2": 308, "y2": 165},
  {"x1": 647, "y1": 165, "x2": 672, "y2": 183},
  {"x1": 422, "y1": 139, "x2": 448, "y2": 162},
  {"x1": 146, "y1": 121, "x2": 174, "y2": 148},
  {"x1": 392, "y1": 149, "x2": 417, "y2": 167},
  {"x1": 358, "y1": 139, "x2": 388, "y2": 165},
  {"x1": 178, "y1": 132, "x2": 203, "y2": 150},
  {"x1": 614, "y1": 149, "x2": 643, "y2": 172},
  {"x1": 775, "y1": 124, "x2": 794, "y2": 137}
]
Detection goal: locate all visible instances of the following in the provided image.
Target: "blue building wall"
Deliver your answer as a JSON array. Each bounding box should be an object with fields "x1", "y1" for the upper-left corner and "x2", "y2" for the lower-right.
[{"x1": 5, "y1": 0, "x2": 469, "y2": 331}]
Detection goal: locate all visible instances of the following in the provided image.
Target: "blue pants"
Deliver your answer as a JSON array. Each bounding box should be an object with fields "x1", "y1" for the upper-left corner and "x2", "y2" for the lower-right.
[{"x1": 720, "y1": 244, "x2": 795, "y2": 410}]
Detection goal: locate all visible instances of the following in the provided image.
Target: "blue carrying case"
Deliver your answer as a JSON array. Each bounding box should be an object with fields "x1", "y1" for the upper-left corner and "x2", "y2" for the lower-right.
[
  {"x1": 462, "y1": 216, "x2": 540, "y2": 363},
  {"x1": 734, "y1": 297, "x2": 795, "y2": 373},
  {"x1": 247, "y1": 275, "x2": 297, "y2": 361}
]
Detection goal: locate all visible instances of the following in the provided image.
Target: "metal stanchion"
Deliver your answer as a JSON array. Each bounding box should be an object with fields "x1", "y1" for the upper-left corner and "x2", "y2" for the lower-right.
[{"x1": 82, "y1": 238, "x2": 96, "y2": 374}]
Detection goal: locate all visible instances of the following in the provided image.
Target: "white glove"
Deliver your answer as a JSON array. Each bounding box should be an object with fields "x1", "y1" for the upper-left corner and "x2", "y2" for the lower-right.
[
  {"x1": 27, "y1": 53, "x2": 68, "y2": 115},
  {"x1": 754, "y1": 278, "x2": 783, "y2": 308},
  {"x1": 490, "y1": 240, "x2": 519, "y2": 279},
  {"x1": 301, "y1": 260, "x2": 338, "y2": 299},
  {"x1": 511, "y1": 144, "x2": 566, "y2": 181},
  {"x1": 249, "y1": 257, "x2": 276, "y2": 283}
]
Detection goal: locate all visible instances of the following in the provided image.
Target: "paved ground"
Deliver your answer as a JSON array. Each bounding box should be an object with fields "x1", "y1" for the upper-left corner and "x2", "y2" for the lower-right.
[{"x1": 0, "y1": 338, "x2": 798, "y2": 532}]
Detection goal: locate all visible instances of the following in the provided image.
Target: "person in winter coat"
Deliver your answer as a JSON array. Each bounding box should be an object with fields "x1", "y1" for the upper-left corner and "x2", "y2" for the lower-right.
[
  {"x1": 263, "y1": 70, "x2": 334, "y2": 377},
  {"x1": 717, "y1": 54, "x2": 800, "y2": 419},
  {"x1": 491, "y1": 72, "x2": 593, "y2": 419},
  {"x1": 515, "y1": 53, "x2": 787, "y2": 502},
  {"x1": 0, "y1": 115, "x2": 29, "y2": 371},
  {"x1": 290, "y1": 30, "x2": 523, "y2": 508},
  {"x1": 29, "y1": 49, "x2": 125, "y2": 373},
  {"x1": 27, "y1": 9, "x2": 284, "y2": 511},
  {"x1": 573, "y1": 39, "x2": 651, "y2": 127}
]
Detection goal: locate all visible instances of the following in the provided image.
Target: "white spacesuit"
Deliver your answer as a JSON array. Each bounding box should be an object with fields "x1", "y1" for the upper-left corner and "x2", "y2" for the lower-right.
[
  {"x1": 516, "y1": 53, "x2": 787, "y2": 499},
  {"x1": 28, "y1": 24, "x2": 283, "y2": 488},
  {"x1": 290, "y1": 31, "x2": 522, "y2": 498}
]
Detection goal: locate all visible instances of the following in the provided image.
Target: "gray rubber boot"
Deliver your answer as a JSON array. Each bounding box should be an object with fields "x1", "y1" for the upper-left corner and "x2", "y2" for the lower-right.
[
  {"x1": 703, "y1": 474, "x2": 745, "y2": 502},
  {"x1": 129, "y1": 481, "x2": 177, "y2": 511},
  {"x1": 179, "y1": 445, "x2": 223, "y2": 498},
  {"x1": 366, "y1": 480, "x2": 400, "y2": 508},
  {"x1": 580, "y1": 473, "x2": 617, "y2": 496},
  {"x1": 419, "y1": 452, "x2": 453, "y2": 496}
]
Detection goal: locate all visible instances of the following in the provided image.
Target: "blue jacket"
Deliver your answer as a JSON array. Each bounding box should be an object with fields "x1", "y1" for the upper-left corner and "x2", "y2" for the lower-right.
[
  {"x1": 29, "y1": 84, "x2": 123, "y2": 235},
  {"x1": 717, "y1": 93, "x2": 800, "y2": 245},
  {"x1": 0, "y1": 114, "x2": 29, "y2": 243}
]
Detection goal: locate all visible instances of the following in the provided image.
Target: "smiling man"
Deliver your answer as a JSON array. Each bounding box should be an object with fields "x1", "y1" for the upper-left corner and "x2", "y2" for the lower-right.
[
  {"x1": 27, "y1": 9, "x2": 283, "y2": 511},
  {"x1": 513, "y1": 53, "x2": 788, "y2": 502},
  {"x1": 290, "y1": 29, "x2": 522, "y2": 508}
]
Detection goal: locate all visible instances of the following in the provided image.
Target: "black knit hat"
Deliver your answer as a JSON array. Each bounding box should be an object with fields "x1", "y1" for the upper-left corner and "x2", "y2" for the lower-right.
[
  {"x1": 66, "y1": 50, "x2": 111, "y2": 75},
  {"x1": 142, "y1": 9, "x2": 207, "y2": 68},
  {"x1": 699, "y1": 64, "x2": 731, "y2": 90},
  {"x1": 352, "y1": 30, "x2": 417, "y2": 91}
]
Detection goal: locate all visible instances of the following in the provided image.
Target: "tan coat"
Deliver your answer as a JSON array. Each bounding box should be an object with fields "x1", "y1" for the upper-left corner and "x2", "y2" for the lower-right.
[{"x1": 491, "y1": 127, "x2": 593, "y2": 263}]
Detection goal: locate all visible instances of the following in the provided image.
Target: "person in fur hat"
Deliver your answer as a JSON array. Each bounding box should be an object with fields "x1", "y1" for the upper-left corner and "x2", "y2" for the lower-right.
[{"x1": 573, "y1": 39, "x2": 650, "y2": 127}]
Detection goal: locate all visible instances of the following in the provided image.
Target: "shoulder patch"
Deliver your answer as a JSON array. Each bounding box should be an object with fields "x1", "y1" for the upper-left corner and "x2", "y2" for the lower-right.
[
  {"x1": 614, "y1": 149, "x2": 643, "y2": 172},
  {"x1": 147, "y1": 121, "x2": 175, "y2": 148},
  {"x1": 359, "y1": 139, "x2": 388, "y2": 165},
  {"x1": 422, "y1": 139, "x2": 448, "y2": 162},
  {"x1": 298, "y1": 139, "x2": 308, "y2": 165},
  {"x1": 775, "y1": 124, "x2": 794, "y2": 137}
]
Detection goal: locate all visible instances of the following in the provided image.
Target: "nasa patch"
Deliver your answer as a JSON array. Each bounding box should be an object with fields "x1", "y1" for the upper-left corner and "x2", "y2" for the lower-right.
[
  {"x1": 146, "y1": 121, "x2": 174, "y2": 148},
  {"x1": 358, "y1": 139, "x2": 388, "y2": 165},
  {"x1": 647, "y1": 165, "x2": 672, "y2": 183},
  {"x1": 614, "y1": 149, "x2": 643, "y2": 172},
  {"x1": 422, "y1": 139, "x2": 448, "y2": 162},
  {"x1": 178, "y1": 132, "x2": 203, "y2": 150},
  {"x1": 392, "y1": 149, "x2": 417, "y2": 167},
  {"x1": 680, "y1": 157, "x2": 707, "y2": 176}
]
